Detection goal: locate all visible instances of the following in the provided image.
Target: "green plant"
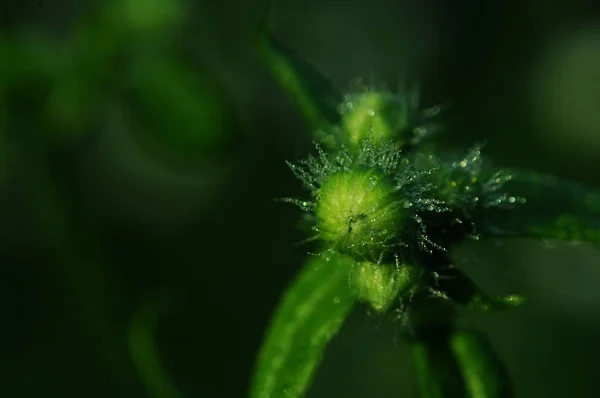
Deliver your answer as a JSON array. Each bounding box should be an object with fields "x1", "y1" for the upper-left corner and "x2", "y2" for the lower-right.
[{"x1": 250, "y1": 5, "x2": 600, "y2": 398}]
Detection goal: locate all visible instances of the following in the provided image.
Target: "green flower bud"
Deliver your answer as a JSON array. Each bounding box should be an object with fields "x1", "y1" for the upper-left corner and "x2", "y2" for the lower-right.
[
  {"x1": 351, "y1": 260, "x2": 415, "y2": 312},
  {"x1": 315, "y1": 168, "x2": 404, "y2": 261},
  {"x1": 340, "y1": 89, "x2": 406, "y2": 148}
]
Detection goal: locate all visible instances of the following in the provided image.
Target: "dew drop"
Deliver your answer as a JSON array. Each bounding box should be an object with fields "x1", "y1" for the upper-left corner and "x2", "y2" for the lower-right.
[{"x1": 333, "y1": 297, "x2": 341, "y2": 304}]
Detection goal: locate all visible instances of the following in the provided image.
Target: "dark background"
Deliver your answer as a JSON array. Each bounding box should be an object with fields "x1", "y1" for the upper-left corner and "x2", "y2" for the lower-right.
[{"x1": 2, "y1": 0, "x2": 600, "y2": 397}]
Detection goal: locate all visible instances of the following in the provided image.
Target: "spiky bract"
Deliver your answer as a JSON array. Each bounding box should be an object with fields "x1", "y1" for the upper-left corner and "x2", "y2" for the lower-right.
[
  {"x1": 350, "y1": 260, "x2": 416, "y2": 312},
  {"x1": 285, "y1": 138, "x2": 525, "y2": 264},
  {"x1": 326, "y1": 80, "x2": 444, "y2": 151},
  {"x1": 315, "y1": 169, "x2": 402, "y2": 260}
]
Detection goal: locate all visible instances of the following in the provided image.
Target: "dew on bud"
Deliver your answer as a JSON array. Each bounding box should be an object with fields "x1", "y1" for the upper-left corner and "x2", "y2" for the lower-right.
[{"x1": 350, "y1": 260, "x2": 415, "y2": 312}]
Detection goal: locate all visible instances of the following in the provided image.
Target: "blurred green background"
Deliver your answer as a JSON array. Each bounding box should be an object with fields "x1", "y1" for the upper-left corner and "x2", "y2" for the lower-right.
[{"x1": 2, "y1": 0, "x2": 600, "y2": 397}]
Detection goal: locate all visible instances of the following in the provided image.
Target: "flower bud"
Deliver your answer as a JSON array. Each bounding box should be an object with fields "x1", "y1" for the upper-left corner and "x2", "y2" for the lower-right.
[
  {"x1": 315, "y1": 168, "x2": 404, "y2": 261},
  {"x1": 351, "y1": 260, "x2": 415, "y2": 312}
]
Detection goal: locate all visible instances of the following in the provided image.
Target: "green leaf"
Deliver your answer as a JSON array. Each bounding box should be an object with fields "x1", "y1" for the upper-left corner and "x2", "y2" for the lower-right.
[
  {"x1": 484, "y1": 171, "x2": 600, "y2": 245},
  {"x1": 129, "y1": 293, "x2": 182, "y2": 398},
  {"x1": 250, "y1": 251, "x2": 357, "y2": 398},
  {"x1": 412, "y1": 329, "x2": 513, "y2": 398},
  {"x1": 256, "y1": 3, "x2": 340, "y2": 135},
  {"x1": 437, "y1": 266, "x2": 525, "y2": 312},
  {"x1": 129, "y1": 55, "x2": 231, "y2": 154}
]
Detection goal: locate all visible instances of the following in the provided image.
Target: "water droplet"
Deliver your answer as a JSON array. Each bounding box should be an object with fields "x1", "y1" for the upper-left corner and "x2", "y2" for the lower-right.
[
  {"x1": 508, "y1": 196, "x2": 516, "y2": 203},
  {"x1": 368, "y1": 109, "x2": 375, "y2": 116},
  {"x1": 333, "y1": 297, "x2": 341, "y2": 304},
  {"x1": 403, "y1": 201, "x2": 413, "y2": 208},
  {"x1": 459, "y1": 160, "x2": 468, "y2": 168}
]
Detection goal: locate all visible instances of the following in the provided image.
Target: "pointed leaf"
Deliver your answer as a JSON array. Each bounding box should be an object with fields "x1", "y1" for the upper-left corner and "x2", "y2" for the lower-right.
[
  {"x1": 484, "y1": 171, "x2": 600, "y2": 245},
  {"x1": 256, "y1": 3, "x2": 340, "y2": 134},
  {"x1": 250, "y1": 251, "x2": 356, "y2": 398}
]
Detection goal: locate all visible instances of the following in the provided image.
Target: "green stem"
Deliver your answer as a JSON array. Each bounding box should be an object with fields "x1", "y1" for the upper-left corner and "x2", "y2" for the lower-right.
[
  {"x1": 450, "y1": 331, "x2": 513, "y2": 398},
  {"x1": 411, "y1": 327, "x2": 513, "y2": 398}
]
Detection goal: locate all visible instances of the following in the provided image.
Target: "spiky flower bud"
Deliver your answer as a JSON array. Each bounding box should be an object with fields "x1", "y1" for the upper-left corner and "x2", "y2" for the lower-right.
[
  {"x1": 350, "y1": 260, "x2": 415, "y2": 312},
  {"x1": 339, "y1": 89, "x2": 405, "y2": 148},
  {"x1": 315, "y1": 169, "x2": 404, "y2": 261},
  {"x1": 332, "y1": 81, "x2": 442, "y2": 151}
]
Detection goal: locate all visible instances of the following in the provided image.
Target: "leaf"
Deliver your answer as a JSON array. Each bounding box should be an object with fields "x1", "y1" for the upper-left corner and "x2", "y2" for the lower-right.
[
  {"x1": 412, "y1": 329, "x2": 513, "y2": 398},
  {"x1": 483, "y1": 171, "x2": 600, "y2": 245},
  {"x1": 255, "y1": 3, "x2": 340, "y2": 134},
  {"x1": 250, "y1": 251, "x2": 356, "y2": 398},
  {"x1": 436, "y1": 262, "x2": 525, "y2": 312},
  {"x1": 128, "y1": 55, "x2": 231, "y2": 154},
  {"x1": 129, "y1": 293, "x2": 182, "y2": 398}
]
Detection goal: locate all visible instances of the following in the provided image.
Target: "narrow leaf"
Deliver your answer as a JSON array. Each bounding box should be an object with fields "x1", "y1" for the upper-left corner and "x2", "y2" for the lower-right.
[
  {"x1": 250, "y1": 251, "x2": 356, "y2": 398},
  {"x1": 129, "y1": 294, "x2": 182, "y2": 398},
  {"x1": 484, "y1": 171, "x2": 600, "y2": 245},
  {"x1": 255, "y1": 3, "x2": 339, "y2": 133}
]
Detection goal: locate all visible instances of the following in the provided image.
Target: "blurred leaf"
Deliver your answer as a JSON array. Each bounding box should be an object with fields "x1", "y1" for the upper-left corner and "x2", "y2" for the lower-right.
[
  {"x1": 483, "y1": 171, "x2": 600, "y2": 245},
  {"x1": 435, "y1": 261, "x2": 525, "y2": 313},
  {"x1": 37, "y1": 15, "x2": 126, "y2": 142},
  {"x1": 412, "y1": 329, "x2": 513, "y2": 398},
  {"x1": 0, "y1": 33, "x2": 7, "y2": 182},
  {"x1": 129, "y1": 293, "x2": 182, "y2": 398},
  {"x1": 103, "y1": 0, "x2": 184, "y2": 38},
  {"x1": 129, "y1": 55, "x2": 231, "y2": 155},
  {"x1": 250, "y1": 251, "x2": 356, "y2": 398},
  {"x1": 256, "y1": 3, "x2": 340, "y2": 135}
]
